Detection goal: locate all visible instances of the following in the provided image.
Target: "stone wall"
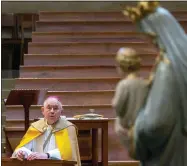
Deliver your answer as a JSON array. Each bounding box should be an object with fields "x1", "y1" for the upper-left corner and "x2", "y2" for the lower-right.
[{"x1": 2, "y1": 1, "x2": 187, "y2": 13}]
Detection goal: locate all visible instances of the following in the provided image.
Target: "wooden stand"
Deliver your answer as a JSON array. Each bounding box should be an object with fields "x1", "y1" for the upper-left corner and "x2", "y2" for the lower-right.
[
  {"x1": 4, "y1": 89, "x2": 46, "y2": 131},
  {"x1": 2, "y1": 158, "x2": 76, "y2": 166}
]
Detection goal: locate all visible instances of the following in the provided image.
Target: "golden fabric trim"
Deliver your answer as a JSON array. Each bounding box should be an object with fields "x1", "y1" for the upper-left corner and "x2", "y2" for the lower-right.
[
  {"x1": 15, "y1": 127, "x2": 42, "y2": 150},
  {"x1": 15, "y1": 117, "x2": 75, "y2": 160},
  {"x1": 55, "y1": 129, "x2": 72, "y2": 160}
]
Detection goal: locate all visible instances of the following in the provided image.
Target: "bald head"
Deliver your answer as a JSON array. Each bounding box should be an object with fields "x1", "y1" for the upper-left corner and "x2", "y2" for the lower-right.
[
  {"x1": 43, "y1": 96, "x2": 63, "y2": 110},
  {"x1": 42, "y1": 96, "x2": 63, "y2": 125},
  {"x1": 117, "y1": 48, "x2": 137, "y2": 59},
  {"x1": 116, "y1": 47, "x2": 141, "y2": 73}
]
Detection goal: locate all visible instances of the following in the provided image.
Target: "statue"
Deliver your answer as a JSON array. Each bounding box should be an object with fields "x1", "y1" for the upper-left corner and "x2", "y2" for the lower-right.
[
  {"x1": 112, "y1": 47, "x2": 149, "y2": 155},
  {"x1": 116, "y1": 1, "x2": 187, "y2": 166}
]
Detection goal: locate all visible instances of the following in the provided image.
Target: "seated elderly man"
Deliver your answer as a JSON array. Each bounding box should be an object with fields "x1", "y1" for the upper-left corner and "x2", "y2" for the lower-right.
[{"x1": 12, "y1": 96, "x2": 81, "y2": 166}]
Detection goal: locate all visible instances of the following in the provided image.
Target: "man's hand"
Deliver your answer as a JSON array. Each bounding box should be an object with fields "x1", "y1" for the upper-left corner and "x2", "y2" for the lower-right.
[
  {"x1": 16, "y1": 150, "x2": 26, "y2": 161},
  {"x1": 27, "y1": 152, "x2": 48, "y2": 160}
]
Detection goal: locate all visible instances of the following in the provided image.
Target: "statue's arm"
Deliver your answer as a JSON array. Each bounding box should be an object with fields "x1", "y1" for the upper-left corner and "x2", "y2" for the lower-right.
[{"x1": 112, "y1": 80, "x2": 129, "y2": 118}]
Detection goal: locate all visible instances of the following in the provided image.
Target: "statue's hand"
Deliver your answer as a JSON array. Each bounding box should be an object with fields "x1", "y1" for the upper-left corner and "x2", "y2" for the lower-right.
[
  {"x1": 127, "y1": 127, "x2": 136, "y2": 158},
  {"x1": 115, "y1": 118, "x2": 128, "y2": 137}
]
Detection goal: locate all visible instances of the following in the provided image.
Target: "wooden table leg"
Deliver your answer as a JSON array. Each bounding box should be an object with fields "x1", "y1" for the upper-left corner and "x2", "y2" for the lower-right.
[
  {"x1": 101, "y1": 123, "x2": 108, "y2": 166},
  {"x1": 92, "y1": 129, "x2": 98, "y2": 166}
]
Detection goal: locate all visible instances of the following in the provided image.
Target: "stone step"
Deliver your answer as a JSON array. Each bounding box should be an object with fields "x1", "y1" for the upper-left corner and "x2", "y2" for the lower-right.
[
  {"x1": 32, "y1": 31, "x2": 152, "y2": 43},
  {"x1": 19, "y1": 65, "x2": 151, "y2": 78},
  {"x1": 24, "y1": 53, "x2": 156, "y2": 66},
  {"x1": 28, "y1": 42, "x2": 158, "y2": 54},
  {"x1": 39, "y1": 11, "x2": 187, "y2": 22},
  {"x1": 15, "y1": 78, "x2": 119, "y2": 91},
  {"x1": 46, "y1": 90, "x2": 114, "y2": 105},
  {"x1": 35, "y1": 20, "x2": 187, "y2": 33},
  {"x1": 35, "y1": 20, "x2": 136, "y2": 32},
  {"x1": 2, "y1": 90, "x2": 117, "y2": 107},
  {"x1": 6, "y1": 104, "x2": 114, "y2": 120},
  {"x1": 38, "y1": 11, "x2": 132, "y2": 21}
]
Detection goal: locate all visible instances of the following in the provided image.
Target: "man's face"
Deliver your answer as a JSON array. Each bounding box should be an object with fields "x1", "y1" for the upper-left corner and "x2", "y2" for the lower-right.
[{"x1": 41, "y1": 98, "x2": 62, "y2": 125}]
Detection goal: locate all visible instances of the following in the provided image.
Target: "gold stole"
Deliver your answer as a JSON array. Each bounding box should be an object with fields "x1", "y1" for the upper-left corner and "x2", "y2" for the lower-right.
[{"x1": 15, "y1": 126, "x2": 72, "y2": 160}]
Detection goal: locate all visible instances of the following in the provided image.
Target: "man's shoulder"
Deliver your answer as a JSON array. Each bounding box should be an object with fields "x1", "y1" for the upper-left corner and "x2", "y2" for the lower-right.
[
  {"x1": 30, "y1": 117, "x2": 76, "y2": 132},
  {"x1": 63, "y1": 119, "x2": 76, "y2": 129},
  {"x1": 59, "y1": 116, "x2": 74, "y2": 126},
  {"x1": 30, "y1": 119, "x2": 46, "y2": 132},
  {"x1": 54, "y1": 117, "x2": 77, "y2": 132},
  {"x1": 31, "y1": 118, "x2": 44, "y2": 125}
]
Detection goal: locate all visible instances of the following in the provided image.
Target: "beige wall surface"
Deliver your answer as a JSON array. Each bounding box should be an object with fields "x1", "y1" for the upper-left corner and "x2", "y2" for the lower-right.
[{"x1": 2, "y1": 1, "x2": 187, "y2": 13}]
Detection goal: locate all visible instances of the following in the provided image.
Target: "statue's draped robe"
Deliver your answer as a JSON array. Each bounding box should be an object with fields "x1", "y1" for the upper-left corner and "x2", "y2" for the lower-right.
[{"x1": 133, "y1": 7, "x2": 187, "y2": 166}]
